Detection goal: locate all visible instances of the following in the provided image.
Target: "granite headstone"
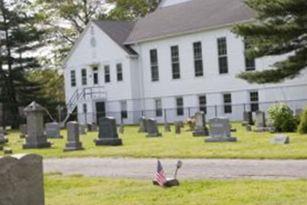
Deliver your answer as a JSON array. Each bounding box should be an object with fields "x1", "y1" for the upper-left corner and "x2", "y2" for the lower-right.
[
  {"x1": 255, "y1": 111, "x2": 266, "y2": 128},
  {"x1": 0, "y1": 154, "x2": 45, "y2": 205},
  {"x1": 205, "y1": 118, "x2": 237, "y2": 142},
  {"x1": 270, "y1": 135, "x2": 290, "y2": 145},
  {"x1": 138, "y1": 116, "x2": 148, "y2": 133},
  {"x1": 164, "y1": 122, "x2": 171, "y2": 132},
  {"x1": 64, "y1": 121, "x2": 83, "y2": 151},
  {"x1": 243, "y1": 111, "x2": 253, "y2": 126},
  {"x1": 95, "y1": 117, "x2": 122, "y2": 146},
  {"x1": 174, "y1": 122, "x2": 181, "y2": 134},
  {"x1": 23, "y1": 102, "x2": 51, "y2": 149},
  {"x1": 146, "y1": 119, "x2": 162, "y2": 137},
  {"x1": 79, "y1": 124, "x2": 87, "y2": 135},
  {"x1": 192, "y1": 112, "x2": 209, "y2": 137},
  {"x1": 45, "y1": 122, "x2": 62, "y2": 138}
]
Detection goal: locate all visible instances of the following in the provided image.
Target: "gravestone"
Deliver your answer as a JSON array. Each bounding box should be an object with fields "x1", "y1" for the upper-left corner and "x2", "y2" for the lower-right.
[
  {"x1": 87, "y1": 123, "x2": 98, "y2": 132},
  {"x1": 246, "y1": 124, "x2": 252, "y2": 132},
  {"x1": 0, "y1": 154, "x2": 45, "y2": 205},
  {"x1": 0, "y1": 133, "x2": 7, "y2": 144},
  {"x1": 178, "y1": 121, "x2": 184, "y2": 128},
  {"x1": 146, "y1": 119, "x2": 162, "y2": 137},
  {"x1": 64, "y1": 121, "x2": 83, "y2": 151},
  {"x1": 0, "y1": 127, "x2": 7, "y2": 135},
  {"x1": 174, "y1": 122, "x2": 181, "y2": 134},
  {"x1": 138, "y1": 116, "x2": 148, "y2": 133},
  {"x1": 19, "y1": 124, "x2": 27, "y2": 138},
  {"x1": 164, "y1": 122, "x2": 171, "y2": 132},
  {"x1": 242, "y1": 111, "x2": 253, "y2": 126},
  {"x1": 254, "y1": 111, "x2": 269, "y2": 132},
  {"x1": 0, "y1": 128, "x2": 8, "y2": 144},
  {"x1": 255, "y1": 111, "x2": 266, "y2": 128},
  {"x1": 3, "y1": 147, "x2": 13, "y2": 155},
  {"x1": 23, "y1": 102, "x2": 51, "y2": 149},
  {"x1": 95, "y1": 117, "x2": 122, "y2": 146},
  {"x1": 270, "y1": 135, "x2": 290, "y2": 145},
  {"x1": 192, "y1": 112, "x2": 209, "y2": 137},
  {"x1": 79, "y1": 124, "x2": 87, "y2": 135},
  {"x1": 205, "y1": 118, "x2": 237, "y2": 142},
  {"x1": 119, "y1": 124, "x2": 124, "y2": 134},
  {"x1": 45, "y1": 122, "x2": 62, "y2": 138}
]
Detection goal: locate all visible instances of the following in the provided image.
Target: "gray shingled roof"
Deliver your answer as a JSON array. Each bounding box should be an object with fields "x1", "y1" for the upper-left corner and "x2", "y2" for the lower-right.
[
  {"x1": 93, "y1": 20, "x2": 137, "y2": 55},
  {"x1": 125, "y1": 0, "x2": 255, "y2": 44}
]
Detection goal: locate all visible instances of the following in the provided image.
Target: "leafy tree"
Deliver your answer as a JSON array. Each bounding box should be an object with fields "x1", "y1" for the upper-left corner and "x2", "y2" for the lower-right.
[
  {"x1": 107, "y1": 0, "x2": 159, "y2": 20},
  {"x1": 35, "y1": 0, "x2": 109, "y2": 69},
  {"x1": 298, "y1": 108, "x2": 307, "y2": 134},
  {"x1": 0, "y1": 0, "x2": 45, "y2": 128},
  {"x1": 27, "y1": 69, "x2": 65, "y2": 104},
  {"x1": 233, "y1": 0, "x2": 307, "y2": 84},
  {"x1": 26, "y1": 69, "x2": 65, "y2": 121},
  {"x1": 268, "y1": 103, "x2": 297, "y2": 132}
]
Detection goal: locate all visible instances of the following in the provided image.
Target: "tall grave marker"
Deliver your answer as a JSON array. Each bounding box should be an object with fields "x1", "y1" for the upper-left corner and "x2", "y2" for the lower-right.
[
  {"x1": 193, "y1": 112, "x2": 209, "y2": 136},
  {"x1": 23, "y1": 102, "x2": 51, "y2": 149},
  {"x1": 64, "y1": 121, "x2": 84, "y2": 151}
]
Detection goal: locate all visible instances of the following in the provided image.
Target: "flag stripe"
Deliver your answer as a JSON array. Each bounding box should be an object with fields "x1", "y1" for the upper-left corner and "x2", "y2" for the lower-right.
[{"x1": 154, "y1": 160, "x2": 167, "y2": 186}]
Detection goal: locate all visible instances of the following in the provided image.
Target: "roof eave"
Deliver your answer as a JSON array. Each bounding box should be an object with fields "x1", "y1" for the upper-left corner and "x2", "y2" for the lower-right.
[{"x1": 124, "y1": 18, "x2": 255, "y2": 45}]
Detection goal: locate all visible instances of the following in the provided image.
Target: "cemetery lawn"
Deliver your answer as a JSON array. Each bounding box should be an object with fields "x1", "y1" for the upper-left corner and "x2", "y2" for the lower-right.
[
  {"x1": 45, "y1": 174, "x2": 307, "y2": 205},
  {"x1": 3, "y1": 123, "x2": 307, "y2": 159}
]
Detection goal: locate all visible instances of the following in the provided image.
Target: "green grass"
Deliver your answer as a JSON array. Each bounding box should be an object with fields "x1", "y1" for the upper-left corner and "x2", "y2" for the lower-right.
[
  {"x1": 2, "y1": 123, "x2": 307, "y2": 159},
  {"x1": 45, "y1": 174, "x2": 307, "y2": 205}
]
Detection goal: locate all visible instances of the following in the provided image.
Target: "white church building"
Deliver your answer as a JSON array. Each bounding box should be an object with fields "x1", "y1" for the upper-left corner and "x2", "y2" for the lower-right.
[{"x1": 64, "y1": 0, "x2": 307, "y2": 125}]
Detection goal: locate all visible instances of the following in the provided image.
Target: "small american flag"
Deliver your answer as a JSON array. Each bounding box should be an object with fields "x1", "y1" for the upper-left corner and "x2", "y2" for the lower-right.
[{"x1": 154, "y1": 160, "x2": 167, "y2": 186}]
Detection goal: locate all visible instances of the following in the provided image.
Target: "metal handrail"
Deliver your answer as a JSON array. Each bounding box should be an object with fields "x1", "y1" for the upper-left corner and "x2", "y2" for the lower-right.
[{"x1": 61, "y1": 86, "x2": 106, "y2": 126}]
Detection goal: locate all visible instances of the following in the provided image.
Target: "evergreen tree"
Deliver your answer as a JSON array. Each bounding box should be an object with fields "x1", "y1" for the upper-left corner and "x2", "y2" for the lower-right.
[
  {"x1": 233, "y1": 0, "x2": 307, "y2": 84},
  {"x1": 0, "y1": 0, "x2": 45, "y2": 128}
]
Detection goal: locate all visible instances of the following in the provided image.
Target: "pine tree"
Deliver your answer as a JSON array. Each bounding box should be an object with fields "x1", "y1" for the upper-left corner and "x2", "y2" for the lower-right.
[
  {"x1": 0, "y1": 0, "x2": 45, "y2": 128},
  {"x1": 233, "y1": 0, "x2": 307, "y2": 84}
]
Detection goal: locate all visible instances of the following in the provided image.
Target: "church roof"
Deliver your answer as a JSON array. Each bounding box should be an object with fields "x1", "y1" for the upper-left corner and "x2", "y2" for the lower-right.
[
  {"x1": 93, "y1": 20, "x2": 137, "y2": 55},
  {"x1": 125, "y1": 0, "x2": 255, "y2": 44}
]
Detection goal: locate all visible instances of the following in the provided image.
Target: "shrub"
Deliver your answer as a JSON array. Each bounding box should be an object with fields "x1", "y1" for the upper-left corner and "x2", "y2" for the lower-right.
[
  {"x1": 268, "y1": 103, "x2": 297, "y2": 132},
  {"x1": 298, "y1": 108, "x2": 307, "y2": 134}
]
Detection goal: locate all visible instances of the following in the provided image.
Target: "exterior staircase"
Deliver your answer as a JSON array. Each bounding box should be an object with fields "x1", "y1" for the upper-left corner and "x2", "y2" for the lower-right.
[{"x1": 61, "y1": 86, "x2": 106, "y2": 126}]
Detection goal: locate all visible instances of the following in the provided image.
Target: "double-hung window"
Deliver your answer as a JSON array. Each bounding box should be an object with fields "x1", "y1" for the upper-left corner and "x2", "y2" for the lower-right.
[
  {"x1": 171, "y1": 45, "x2": 180, "y2": 79},
  {"x1": 217, "y1": 37, "x2": 229, "y2": 74},
  {"x1": 117, "y1": 63, "x2": 123, "y2": 81},
  {"x1": 244, "y1": 40, "x2": 256, "y2": 71},
  {"x1": 93, "y1": 66, "x2": 99, "y2": 85},
  {"x1": 193, "y1": 42, "x2": 204, "y2": 77},
  {"x1": 250, "y1": 91, "x2": 259, "y2": 112},
  {"x1": 81, "y1": 68, "x2": 87, "y2": 86},
  {"x1": 155, "y1": 99, "x2": 163, "y2": 117},
  {"x1": 104, "y1": 65, "x2": 110, "y2": 83},
  {"x1": 223, "y1": 93, "x2": 232, "y2": 114},
  {"x1": 120, "y1": 101, "x2": 128, "y2": 119},
  {"x1": 199, "y1": 95, "x2": 207, "y2": 114},
  {"x1": 70, "y1": 70, "x2": 76, "y2": 87},
  {"x1": 150, "y1": 49, "x2": 159, "y2": 82},
  {"x1": 176, "y1": 97, "x2": 184, "y2": 116}
]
